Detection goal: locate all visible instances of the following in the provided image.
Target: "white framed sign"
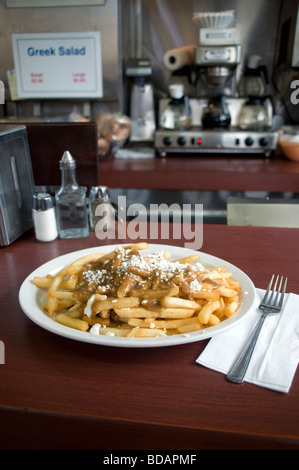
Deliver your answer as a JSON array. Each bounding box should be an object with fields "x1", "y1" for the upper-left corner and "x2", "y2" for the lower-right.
[
  {"x1": 6, "y1": 1, "x2": 106, "y2": 6},
  {"x1": 12, "y1": 32, "x2": 103, "y2": 98}
]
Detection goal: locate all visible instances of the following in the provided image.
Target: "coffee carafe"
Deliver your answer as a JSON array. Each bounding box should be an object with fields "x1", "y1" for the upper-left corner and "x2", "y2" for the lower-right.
[
  {"x1": 161, "y1": 84, "x2": 192, "y2": 130},
  {"x1": 202, "y1": 95, "x2": 231, "y2": 129},
  {"x1": 238, "y1": 55, "x2": 273, "y2": 130},
  {"x1": 238, "y1": 96, "x2": 270, "y2": 130},
  {"x1": 238, "y1": 55, "x2": 268, "y2": 98}
]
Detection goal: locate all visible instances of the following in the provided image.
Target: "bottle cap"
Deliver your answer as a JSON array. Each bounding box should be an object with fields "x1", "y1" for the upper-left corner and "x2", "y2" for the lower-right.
[
  {"x1": 89, "y1": 186, "x2": 110, "y2": 202},
  {"x1": 59, "y1": 150, "x2": 76, "y2": 169},
  {"x1": 33, "y1": 192, "x2": 54, "y2": 211}
]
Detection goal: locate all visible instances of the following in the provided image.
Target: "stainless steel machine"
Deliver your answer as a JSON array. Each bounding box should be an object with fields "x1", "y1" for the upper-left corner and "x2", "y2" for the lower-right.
[
  {"x1": 155, "y1": 126, "x2": 278, "y2": 157},
  {"x1": 126, "y1": 58, "x2": 156, "y2": 142},
  {"x1": 155, "y1": 10, "x2": 278, "y2": 157}
]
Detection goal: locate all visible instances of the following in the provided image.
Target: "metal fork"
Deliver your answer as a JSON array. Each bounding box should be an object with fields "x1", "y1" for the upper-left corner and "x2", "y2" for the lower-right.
[{"x1": 227, "y1": 274, "x2": 287, "y2": 384}]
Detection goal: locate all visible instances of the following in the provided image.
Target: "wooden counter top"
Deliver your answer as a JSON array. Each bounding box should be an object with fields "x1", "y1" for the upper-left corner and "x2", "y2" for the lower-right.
[
  {"x1": 99, "y1": 152, "x2": 299, "y2": 192},
  {"x1": 0, "y1": 224, "x2": 299, "y2": 450}
]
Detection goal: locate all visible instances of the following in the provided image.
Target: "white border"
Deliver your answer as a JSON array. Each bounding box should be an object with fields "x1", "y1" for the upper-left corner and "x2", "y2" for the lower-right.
[{"x1": 12, "y1": 32, "x2": 103, "y2": 98}]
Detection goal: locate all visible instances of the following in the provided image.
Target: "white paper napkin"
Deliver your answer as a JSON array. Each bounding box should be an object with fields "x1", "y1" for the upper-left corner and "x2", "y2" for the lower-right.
[{"x1": 196, "y1": 288, "x2": 299, "y2": 393}]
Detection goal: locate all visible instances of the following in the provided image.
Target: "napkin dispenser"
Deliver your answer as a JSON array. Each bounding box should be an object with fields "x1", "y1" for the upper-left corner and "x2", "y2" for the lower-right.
[{"x1": 0, "y1": 125, "x2": 35, "y2": 246}]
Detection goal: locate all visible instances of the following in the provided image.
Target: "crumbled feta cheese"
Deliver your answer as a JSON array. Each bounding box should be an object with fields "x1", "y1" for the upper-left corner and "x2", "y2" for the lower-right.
[
  {"x1": 194, "y1": 262, "x2": 205, "y2": 272},
  {"x1": 80, "y1": 247, "x2": 212, "y2": 336},
  {"x1": 90, "y1": 323, "x2": 100, "y2": 335},
  {"x1": 190, "y1": 279, "x2": 202, "y2": 292},
  {"x1": 82, "y1": 249, "x2": 197, "y2": 291},
  {"x1": 84, "y1": 294, "x2": 96, "y2": 318}
]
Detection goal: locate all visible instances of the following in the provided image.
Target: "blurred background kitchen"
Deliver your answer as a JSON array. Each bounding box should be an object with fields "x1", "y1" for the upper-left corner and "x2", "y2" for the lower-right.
[{"x1": 1, "y1": 0, "x2": 299, "y2": 242}]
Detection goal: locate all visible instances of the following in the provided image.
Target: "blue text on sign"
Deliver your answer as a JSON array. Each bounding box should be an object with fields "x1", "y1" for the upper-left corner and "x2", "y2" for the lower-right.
[{"x1": 27, "y1": 46, "x2": 86, "y2": 57}]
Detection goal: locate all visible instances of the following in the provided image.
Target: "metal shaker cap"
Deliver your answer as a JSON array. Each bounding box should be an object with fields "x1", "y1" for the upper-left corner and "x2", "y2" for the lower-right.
[
  {"x1": 33, "y1": 192, "x2": 54, "y2": 211},
  {"x1": 89, "y1": 186, "x2": 110, "y2": 202},
  {"x1": 59, "y1": 150, "x2": 76, "y2": 169}
]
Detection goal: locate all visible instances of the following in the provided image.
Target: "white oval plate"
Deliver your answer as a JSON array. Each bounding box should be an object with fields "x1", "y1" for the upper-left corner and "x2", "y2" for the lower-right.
[{"x1": 19, "y1": 244, "x2": 257, "y2": 348}]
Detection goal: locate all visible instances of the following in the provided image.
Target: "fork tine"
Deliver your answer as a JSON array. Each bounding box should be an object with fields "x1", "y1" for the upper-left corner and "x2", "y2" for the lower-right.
[
  {"x1": 262, "y1": 275, "x2": 287, "y2": 308},
  {"x1": 262, "y1": 274, "x2": 274, "y2": 303},
  {"x1": 268, "y1": 274, "x2": 279, "y2": 304},
  {"x1": 277, "y1": 277, "x2": 287, "y2": 309},
  {"x1": 273, "y1": 276, "x2": 283, "y2": 305}
]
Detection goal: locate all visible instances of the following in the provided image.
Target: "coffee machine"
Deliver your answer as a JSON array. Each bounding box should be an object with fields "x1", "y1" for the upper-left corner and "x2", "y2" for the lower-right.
[
  {"x1": 193, "y1": 14, "x2": 240, "y2": 131},
  {"x1": 155, "y1": 11, "x2": 278, "y2": 157},
  {"x1": 194, "y1": 10, "x2": 241, "y2": 99}
]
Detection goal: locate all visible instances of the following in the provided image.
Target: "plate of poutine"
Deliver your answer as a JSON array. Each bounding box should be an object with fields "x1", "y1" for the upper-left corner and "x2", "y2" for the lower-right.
[{"x1": 19, "y1": 242, "x2": 256, "y2": 348}]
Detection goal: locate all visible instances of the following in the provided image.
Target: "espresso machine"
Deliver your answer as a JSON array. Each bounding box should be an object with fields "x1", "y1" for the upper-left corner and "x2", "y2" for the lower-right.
[{"x1": 155, "y1": 11, "x2": 278, "y2": 157}]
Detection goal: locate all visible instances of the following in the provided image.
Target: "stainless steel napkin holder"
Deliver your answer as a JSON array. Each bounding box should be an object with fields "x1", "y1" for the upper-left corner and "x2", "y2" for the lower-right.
[{"x1": 0, "y1": 125, "x2": 35, "y2": 246}]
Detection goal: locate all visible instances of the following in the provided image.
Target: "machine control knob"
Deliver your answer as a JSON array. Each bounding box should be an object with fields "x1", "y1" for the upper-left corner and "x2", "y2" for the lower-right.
[
  {"x1": 259, "y1": 137, "x2": 268, "y2": 147},
  {"x1": 163, "y1": 136, "x2": 172, "y2": 146},
  {"x1": 177, "y1": 136, "x2": 187, "y2": 146},
  {"x1": 245, "y1": 137, "x2": 254, "y2": 146}
]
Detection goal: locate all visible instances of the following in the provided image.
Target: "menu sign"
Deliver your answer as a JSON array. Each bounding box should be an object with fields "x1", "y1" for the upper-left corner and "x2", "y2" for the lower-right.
[{"x1": 12, "y1": 32, "x2": 103, "y2": 98}]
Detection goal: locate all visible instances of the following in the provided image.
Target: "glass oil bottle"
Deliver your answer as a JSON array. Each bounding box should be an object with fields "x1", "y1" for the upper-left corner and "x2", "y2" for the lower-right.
[{"x1": 55, "y1": 151, "x2": 89, "y2": 239}]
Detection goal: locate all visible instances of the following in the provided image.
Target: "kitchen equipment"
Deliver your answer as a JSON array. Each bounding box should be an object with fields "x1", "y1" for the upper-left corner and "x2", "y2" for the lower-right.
[
  {"x1": 192, "y1": 10, "x2": 237, "y2": 46},
  {"x1": 238, "y1": 55, "x2": 268, "y2": 98},
  {"x1": 0, "y1": 125, "x2": 35, "y2": 246},
  {"x1": 238, "y1": 97, "x2": 270, "y2": 130},
  {"x1": 160, "y1": 84, "x2": 192, "y2": 130},
  {"x1": 155, "y1": 97, "x2": 278, "y2": 157},
  {"x1": 238, "y1": 55, "x2": 273, "y2": 131},
  {"x1": 195, "y1": 44, "x2": 241, "y2": 92},
  {"x1": 155, "y1": 11, "x2": 277, "y2": 157},
  {"x1": 201, "y1": 95, "x2": 231, "y2": 129},
  {"x1": 126, "y1": 58, "x2": 156, "y2": 142},
  {"x1": 193, "y1": 10, "x2": 241, "y2": 96},
  {"x1": 155, "y1": 128, "x2": 278, "y2": 157}
]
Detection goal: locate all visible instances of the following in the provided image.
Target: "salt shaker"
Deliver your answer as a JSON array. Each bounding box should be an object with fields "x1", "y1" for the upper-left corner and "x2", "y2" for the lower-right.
[
  {"x1": 32, "y1": 192, "x2": 58, "y2": 242},
  {"x1": 89, "y1": 186, "x2": 114, "y2": 232}
]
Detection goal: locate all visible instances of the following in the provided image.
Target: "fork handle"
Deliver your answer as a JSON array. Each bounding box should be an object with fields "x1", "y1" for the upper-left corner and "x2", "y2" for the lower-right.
[{"x1": 227, "y1": 315, "x2": 266, "y2": 383}]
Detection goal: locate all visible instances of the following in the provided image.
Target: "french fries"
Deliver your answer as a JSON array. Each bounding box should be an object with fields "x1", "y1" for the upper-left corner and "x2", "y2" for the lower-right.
[
  {"x1": 33, "y1": 243, "x2": 241, "y2": 338},
  {"x1": 55, "y1": 314, "x2": 89, "y2": 332}
]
